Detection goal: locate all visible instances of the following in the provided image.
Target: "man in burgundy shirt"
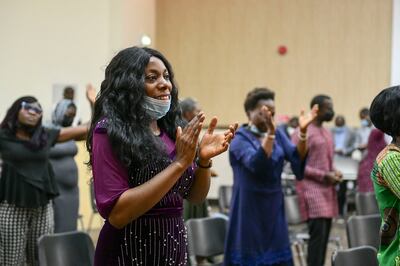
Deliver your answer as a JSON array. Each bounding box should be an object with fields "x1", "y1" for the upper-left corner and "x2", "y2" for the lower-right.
[{"x1": 292, "y1": 95, "x2": 343, "y2": 266}]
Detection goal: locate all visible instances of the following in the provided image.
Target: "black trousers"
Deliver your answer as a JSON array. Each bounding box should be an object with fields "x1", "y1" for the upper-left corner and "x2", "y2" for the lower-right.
[
  {"x1": 307, "y1": 218, "x2": 332, "y2": 266},
  {"x1": 337, "y1": 181, "x2": 347, "y2": 216}
]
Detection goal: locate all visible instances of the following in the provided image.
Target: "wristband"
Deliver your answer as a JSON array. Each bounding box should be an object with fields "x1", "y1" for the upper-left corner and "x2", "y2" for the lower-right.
[
  {"x1": 298, "y1": 132, "x2": 307, "y2": 141},
  {"x1": 267, "y1": 134, "x2": 276, "y2": 140},
  {"x1": 196, "y1": 157, "x2": 213, "y2": 169}
]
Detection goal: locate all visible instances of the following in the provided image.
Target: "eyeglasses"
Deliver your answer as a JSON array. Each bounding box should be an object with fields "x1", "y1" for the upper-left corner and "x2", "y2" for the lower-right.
[{"x1": 21, "y1": 101, "x2": 43, "y2": 115}]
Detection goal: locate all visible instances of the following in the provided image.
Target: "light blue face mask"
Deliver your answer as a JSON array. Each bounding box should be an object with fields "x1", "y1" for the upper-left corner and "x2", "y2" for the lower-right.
[
  {"x1": 249, "y1": 124, "x2": 266, "y2": 137},
  {"x1": 360, "y1": 119, "x2": 369, "y2": 127},
  {"x1": 143, "y1": 96, "x2": 171, "y2": 120}
]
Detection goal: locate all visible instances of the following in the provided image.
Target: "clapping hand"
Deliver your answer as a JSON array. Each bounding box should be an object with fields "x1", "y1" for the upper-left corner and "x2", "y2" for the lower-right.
[
  {"x1": 335, "y1": 170, "x2": 343, "y2": 182},
  {"x1": 175, "y1": 112, "x2": 206, "y2": 168},
  {"x1": 260, "y1": 106, "x2": 275, "y2": 133},
  {"x1": 325, "y1": 171, "x2": 343, "y2": 185},
  {"x1": 299, "y1": 104, "x2": 318, "y2": 132},
  {"x1": 86, "y1": 84, "x2": 96, "y2": 106},
  {"x1": 198, "y1": 117, "x2": 238, "y2": 161}
]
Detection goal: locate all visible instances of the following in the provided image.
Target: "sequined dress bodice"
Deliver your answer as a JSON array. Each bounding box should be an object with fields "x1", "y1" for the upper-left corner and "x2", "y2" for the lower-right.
[{"x1": 111, "y1": 159, "x2": 195, "y2": 266}]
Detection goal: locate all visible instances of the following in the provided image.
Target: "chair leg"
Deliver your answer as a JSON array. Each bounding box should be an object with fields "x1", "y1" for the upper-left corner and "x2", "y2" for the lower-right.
[
  {"x1": 293, "y1": 241, "x2": 307, "y2": 266},
  {"x1": 331, "y1": 236, "x2": 342, "y2": 250},
  {"x1": 78, "y1": 214, "x2": 85, "y2": 231},
  {"x1": 87, "y1": 213, "x2": 94, "y2": 234}
]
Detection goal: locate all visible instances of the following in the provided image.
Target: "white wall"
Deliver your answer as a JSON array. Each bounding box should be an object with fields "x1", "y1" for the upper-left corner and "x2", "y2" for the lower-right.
[
  {"x1": 392, "y1": 0, "x2": 400, "y2": 85},
  {"x1": 0, "y1": 0, "x2": 155, "y2": 121},
  {"x1": 0, "y1": 0, "x2": 156, "y2": 230},
  {"x1": 109, "y1": 0, "x2": 156, "y2": 57},
  {"x1": 199, "y1": 129, "x2": 234, "y2": 199},
  {"x1": 0, "y1": 0, "x2": 108, "y2": 120}
]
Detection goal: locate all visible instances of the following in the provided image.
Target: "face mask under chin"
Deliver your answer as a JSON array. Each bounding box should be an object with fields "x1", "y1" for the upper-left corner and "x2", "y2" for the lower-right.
[
  {"x1": 249, "y1": 124, "x2": 267, "y2": 137},
  {"x1": 143, "y1": 96, "x2": 171, "y2": 120}
]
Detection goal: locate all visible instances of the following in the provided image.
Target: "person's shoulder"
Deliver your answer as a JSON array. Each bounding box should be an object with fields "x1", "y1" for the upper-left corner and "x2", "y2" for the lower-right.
[
  {"x1": 234, "y1": 125, "x2": 252, "y2": 139},
  {"x1": 385, "y1": 145, "x2": 400, "y2": 160},
  {"x1": 277, "y1": 124, "x2": 287, "y2": 130},
  {"x1": 275, "y1": 126, "x2": 287, "y2": 136},
  {"x1": 274, "y1": 126, "x2": 287, "y2": 142},
  {"x1": 343, "y1": 126, "x2": 351, "y2": 132},
  {"x1": 321, "y1": 126, "x2": 333, "y2": 137},
  {"x1": 377, "y1": 144, "x2": 400, "y2": 166},
  {"x1": 40, "y1": 127, "x2": 60, "y2": 147},
  {"x1": 43, "y1": 126, "x2": 59, "y2": 134},
  {"x1": 276, "y1": 124, "x2": 288, "y2": 135},
  {"x1": 375, "y1": 145, "x2": 400, "y2": 186},
  {"x1": 230, "y1": 125, "x2": 250, "y2": 146},
  {"x1": 41, "y1": 127, "x2": 60, "y2": 143},
  {"x1": 0, "y1": 128, "x2": 9, "y2": 142},
  {"x1": 94, "y1": 118, "x2": 108, "y2": 134},
  {"x1": 304, "y1": 123, "x2": 318, "y2": 136}
]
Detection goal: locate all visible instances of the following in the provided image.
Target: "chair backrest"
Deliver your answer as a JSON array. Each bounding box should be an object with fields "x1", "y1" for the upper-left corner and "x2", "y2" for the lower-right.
[
  {"x1": 346, "y1": 214, "x2": 381, "y2": 249},
  {"x1": 186, "y1": 216, "x2": 228, "y2": 258},
  {"x1": 38, "y1": 231, "x2": 95, "y2": 266},
  {"x1": 284, "y1": 195, "x2": 303, "y2": 225},
  {"x1": 334, "y1": 155, "x2": 359, "y2": 178},
  {"x1": 355, "y1": 192, "x2": 379, "y2": 215},
  {"x1": 218, "y1": 185, "x2": 232, "y2": 214},
  {"x1": 332, "y1": 245, "x2": 378, "y2": 266}
]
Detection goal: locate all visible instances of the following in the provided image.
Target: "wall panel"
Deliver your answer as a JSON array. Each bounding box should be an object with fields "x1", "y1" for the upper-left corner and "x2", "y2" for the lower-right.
[{"x1": 156, "y1": 0, "x2": 392, "y2": 126}]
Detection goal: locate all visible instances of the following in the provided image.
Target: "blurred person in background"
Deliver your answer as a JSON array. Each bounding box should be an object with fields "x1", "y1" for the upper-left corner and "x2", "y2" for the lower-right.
[
  {"x1": 280, "y1": 116, "x2": 299, "y2": 139},
  {"x1": 331, "y1": 115, "x2": 355, "y2": 157},
  {"x1": 180, "y1": 97, "x2": 219, "y2": 223},
  {"x1": 331, "y1": 114, "x2": 355, "y2": 216},
  {"x1": 357, "y1": 128, "x2": 387, "y2": 193},
  {"x1": 180, "y1": 97, "x2": 201, "y2": 123},
  {"x1": 63, "y1": 86, "x2": 75, "y2": 101},
  {"x1": 49, "y1": 84, "x2": 95, "y2": 232},
  {"x1": 224, "y1": 87, "x2": 317, "y2": 266},
  {"x1": 354, "y1": 107, "x2": 373, "y2": 154},
  {"x1": 292, "y1": 94, "x2": 342, "y2": 266},
  {"x1": 0, "y1": 87, "x2": 95, "y2": 265}
]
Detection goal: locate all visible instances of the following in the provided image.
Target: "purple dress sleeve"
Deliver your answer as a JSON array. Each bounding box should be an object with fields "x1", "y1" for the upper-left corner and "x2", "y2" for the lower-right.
[{"x1": 92, "y1": 127, "x2": 129, "y2": 219}]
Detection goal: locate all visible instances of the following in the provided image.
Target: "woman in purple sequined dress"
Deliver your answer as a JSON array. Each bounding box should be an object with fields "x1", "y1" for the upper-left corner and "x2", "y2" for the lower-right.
[{"x1": 86, "y1": 46, "x2": 237, "y2": 266}]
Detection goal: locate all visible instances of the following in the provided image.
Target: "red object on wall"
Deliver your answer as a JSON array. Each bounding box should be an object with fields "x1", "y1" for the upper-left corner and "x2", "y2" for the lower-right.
[{"x1": 278, "y1": 45, "x2": 287, "y2": 55}]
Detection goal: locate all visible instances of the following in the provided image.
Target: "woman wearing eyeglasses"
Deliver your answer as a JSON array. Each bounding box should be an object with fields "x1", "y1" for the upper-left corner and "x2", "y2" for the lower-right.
[{"x1": 0, "y1": 87, "x2": 95, "y2": 266}]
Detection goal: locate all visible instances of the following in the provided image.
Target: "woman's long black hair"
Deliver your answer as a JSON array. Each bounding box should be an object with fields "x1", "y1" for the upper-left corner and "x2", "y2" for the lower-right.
[
  {"x1": 0, "y1": 96, "x2": 47, "y2": 150},
  {"x1": 86, "y1": 46, "x2": 184, "y2": 170}
]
